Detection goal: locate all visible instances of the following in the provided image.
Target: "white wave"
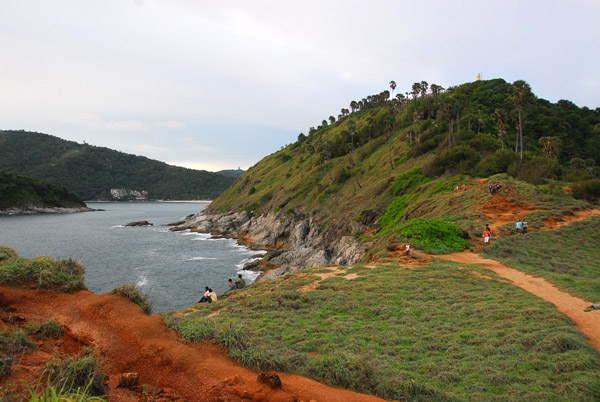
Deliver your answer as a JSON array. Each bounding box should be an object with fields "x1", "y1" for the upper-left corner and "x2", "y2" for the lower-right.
[
  {"x1": 136, "y1": 276, "x2": 148, "y2": 287},
  {"x1": 187, "y1": 257, "x2": 217, "y2": 261},
  {"x1": 110, "y1": 225, "x2": 124, "y2": 228}
]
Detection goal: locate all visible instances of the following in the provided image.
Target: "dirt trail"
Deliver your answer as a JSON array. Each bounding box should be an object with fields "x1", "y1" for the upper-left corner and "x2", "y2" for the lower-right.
[
  {"x1": 0, "y1": 286, "x2": 390, "y2": 402},
  {"x1": 438, "y1": 184, "x2": 600, "y2": 351},
  {"x1": 438, "y1": 251, "x2": 600, "y2": 351}
]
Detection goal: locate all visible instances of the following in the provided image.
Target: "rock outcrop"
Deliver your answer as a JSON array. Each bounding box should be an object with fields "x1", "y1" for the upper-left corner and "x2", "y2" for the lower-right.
[
  {"x1": 125, "y1": 220, "x2": 154, "y2": 227},
  {"x1": 0, "y1": 206, "x2": 95, "y2": 215},
  {"x1": 172, "y1": 210, "x2": 370, "y2": 280}
]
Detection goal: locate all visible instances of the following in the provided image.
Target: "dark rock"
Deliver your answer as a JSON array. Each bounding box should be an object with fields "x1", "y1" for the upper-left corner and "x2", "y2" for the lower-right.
[
  {"x1": 257, "y1": 372, "x2": 281, "y2": 389},
  {"x1": 243, "y1": 259, "x2": 262, "y2": 270},
  {"x1": 125, "y1": 220, "x2": 153, "y2": 227},
  {"x1": 117, "y1": 372, "x2": 140, "y2": 388}
]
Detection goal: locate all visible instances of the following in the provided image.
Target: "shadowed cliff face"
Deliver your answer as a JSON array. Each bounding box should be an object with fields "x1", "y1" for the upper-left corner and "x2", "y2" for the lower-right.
[{"x1": 172, "y1": 209, "x2": 370, "y2": 279}]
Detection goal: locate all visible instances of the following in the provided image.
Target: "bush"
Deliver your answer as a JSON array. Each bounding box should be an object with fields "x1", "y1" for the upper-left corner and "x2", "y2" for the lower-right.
[
  {"x1": 509, "y1": 156, "x2": 559, "y2": 184},
  {"x1": 397, "y1": 218, "x2": 470, "y2": 254},
  {"x1": 572, "y1": 179, "x2": 600, "y2": 201},
  {"x1": 473, "y1": 149, "x2": 518, "y2": 177},
  {"x1": 44, "y1": 350, "x2": 106, "y2": 397},
  {"x1": 111, "y1": 284, "x2": 152, "y2": 315},
  {"x1": 0, "y1": 246, "x2": 17, "y2": 263},
  {"x1": 424, "y1": 145, "x2": 481, "y2": 177},
  {"x1": 0, "y1": 329, "x2": 34, "y2": 355}
]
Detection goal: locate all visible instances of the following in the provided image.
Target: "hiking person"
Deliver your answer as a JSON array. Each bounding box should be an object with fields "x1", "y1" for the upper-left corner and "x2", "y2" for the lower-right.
[
  {"x1": 461, "y1": 183, "x2": 467, "y2": 192},
  {"x1": 405, "y1": 242, "x2": 411, "y2": 257},
  {"x1": 483, "y1": 223, "x2": 492, "y2": 244},
  {"x1": 454, "y1": 185, "x2": 459, "y2": 193},
  {"x1": 198, "y1": 287, "x2": 211, "y2": 303},
  {"x1": 522, "y1": 219, "x2": 528, "y2": 234},
  {"x1": 515, "y1": 219, "x2": 522, "y2": 234},
  {"x1": 488, "y1": 183, "x2": 493, "y2": 195},
  {"x1": 234, "y1": 273, "x2": 246, "y2": 289},
  {"x1": 484, "y1": 226, "x2": 491, "y2": 245},
  {"x1": 585, "y1": 304, "x2": 600, "y2": 312}
]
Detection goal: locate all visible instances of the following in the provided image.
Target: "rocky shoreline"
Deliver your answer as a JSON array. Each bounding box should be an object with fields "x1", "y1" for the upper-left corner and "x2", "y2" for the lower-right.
[
  {"x1": 0, "y1": 206, "x2": 97, "y2": 215},
  {"x1": 171, "y1": 209, "x2": 371, "y2": 280}
]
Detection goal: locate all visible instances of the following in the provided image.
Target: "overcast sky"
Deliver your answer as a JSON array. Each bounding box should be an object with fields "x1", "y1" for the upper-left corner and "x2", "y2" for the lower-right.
[{"x1": 1, "y1": 0, "x2": 599, "y2": 171}]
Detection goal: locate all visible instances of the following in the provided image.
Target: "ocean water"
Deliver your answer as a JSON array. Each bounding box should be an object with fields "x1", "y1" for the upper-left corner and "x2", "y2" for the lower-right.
[{"x1": 0, "y1": 202, "x2": 264, "y2": 312}]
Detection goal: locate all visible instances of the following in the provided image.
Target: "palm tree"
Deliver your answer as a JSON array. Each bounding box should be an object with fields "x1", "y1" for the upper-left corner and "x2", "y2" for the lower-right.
[
  {"x1": 512, "y1": 80, "x2": 532, "y2": 163},
  {"x1": 384, "y1": 114, "x2": 395, "y2": 170},
  {"x1": 411, "y1": 83, "x2": 421, "y2": 102},
  {"x1": 329, "y1": 116, "x2": 335, "y2": 125},
  {"x1": 493, "y1": 109, "x2": 505, "y2": 150},
  {"x1": 366, "y1": 117, "x2": 374, "y2": 140},
  {"x1": 389, "y1": 80, "x2": 396, "y2": 99},
  {"x1": 430, "y1": 84, "x2": 444, "y2": 96},
  {"x1": 539, "y1": 137, "x2": 561, "y2": 159},
  {"x1": 420, "y1": 81, "x2": 429, "y2": 98}
]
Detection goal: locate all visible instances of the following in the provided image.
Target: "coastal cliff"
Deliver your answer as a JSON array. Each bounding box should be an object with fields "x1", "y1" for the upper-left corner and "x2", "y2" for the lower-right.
[{"x1": 172, "y1": 209, "x2": 370, "y2": 279}]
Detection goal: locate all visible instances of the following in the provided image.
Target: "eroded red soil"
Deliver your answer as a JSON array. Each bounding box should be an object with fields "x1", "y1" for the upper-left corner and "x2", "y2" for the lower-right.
[{"x1": 0, "y1": 285, "x2": 390, "y2": 402}]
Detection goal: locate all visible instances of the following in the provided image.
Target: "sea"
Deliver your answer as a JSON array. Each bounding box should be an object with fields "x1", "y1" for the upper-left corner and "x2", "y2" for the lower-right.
[{"x1": 0, "y1": 202, "x2": 264, "y2": 312}]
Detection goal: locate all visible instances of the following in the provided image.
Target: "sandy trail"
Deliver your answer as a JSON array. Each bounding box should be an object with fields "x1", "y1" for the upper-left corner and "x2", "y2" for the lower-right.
[
  {"x1": 439, "y1": 186, "x2": 600, "y2": 351},
  {"x1": 0, "y1": 286, "x2": 390, "y2": 402},
  {"x1": 438, "y1": 251, "x2": 600, "y2": 351}
]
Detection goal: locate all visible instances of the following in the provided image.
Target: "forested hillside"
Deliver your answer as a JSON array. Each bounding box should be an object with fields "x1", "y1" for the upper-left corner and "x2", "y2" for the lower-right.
[
  {"x1": 0, "y1": 171, "x2": 86, "y2": 210},
  {"x1": 208, "y1": 78, "x2": 600, "y2": 254},
  {"x1": 0, "y1": 131, "x2": 236, "y2": 200}
]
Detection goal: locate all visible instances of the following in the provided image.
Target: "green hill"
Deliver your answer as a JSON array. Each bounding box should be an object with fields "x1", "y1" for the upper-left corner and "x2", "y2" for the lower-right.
[
  {"x1": 166, "y1": 78, "x2": 600, "y2": 402},
  {"x1": 206, "y1": 78, "x2": 600, "y2": 256},
  {"x1": 0, "y1": 131, "x2": 236, "y2": 200},
  {"x1": 0, "y1": 171, "x2": 86, "y2": 211}
]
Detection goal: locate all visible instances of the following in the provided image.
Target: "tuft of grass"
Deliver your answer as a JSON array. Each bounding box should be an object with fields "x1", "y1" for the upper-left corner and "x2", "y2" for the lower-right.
[
  {"x1": 27, "y1": 320, "x2": 64, "y2": 339},
  {"x1": 0, "y1": 329, "x2": 35, "y2": 355},
  {"x1": 0, "y1": 252, "x2": 86, "y2": 292},
  {"x1": 29, "y1": 382, "x2": 108, "y2": 402},
  {"x1": 111, "y1": 284, "x2": 152, "y2": 315},
  {"x1": 44, "y1": 349, "x2": 106, "y2": 397},
  {"x1": 0, "y1": 246, "x2": 17, "y2": 262}
]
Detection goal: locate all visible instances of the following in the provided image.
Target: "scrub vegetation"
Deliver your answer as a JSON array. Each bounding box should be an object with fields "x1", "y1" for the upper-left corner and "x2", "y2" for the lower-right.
[{"x1": 164, "y1": 260, "x2": 600, "y2": 402}]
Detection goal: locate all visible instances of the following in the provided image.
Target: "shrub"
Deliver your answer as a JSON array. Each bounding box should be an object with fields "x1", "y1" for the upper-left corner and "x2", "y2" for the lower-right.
[
  {"x1": 397, "y1": 218, "x2": 470, "y2": 254},
  {"x1": 473, "y1": 149, "x2": 518, "y2": 177},
  {"x1": 509, "y1": 156, "x2": 559, "y2": 184},
  {"x1": 424, "y1": 145, "x2": 481, "y2": 177},
  {"x1": 572, "y1": 179, "x2": 600, "y2": 201},
  {"x1": 44, "y1": 351, "x2": 107, "y2": 396},
  {"x1": 111, "y1": 284, "x2": 152, "y2": 315},
  {"x1": 229, "y1": 347, "x2": 284, "y2": 372},
  {"x1": 0, "y1": 246, "x2": 17, "y2": 263}
]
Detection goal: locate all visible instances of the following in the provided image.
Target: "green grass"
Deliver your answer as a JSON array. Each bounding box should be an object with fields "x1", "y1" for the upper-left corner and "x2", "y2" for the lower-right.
[
  {"x1": 0, "y1": 249, "x2": 86, "y2": 292},
  {"x1": 482, "y1": 215, "x2": 600, "y2": 302},
  {"x1": 163, "y1": 260, "x2": 600, "y2": 401},
  {"x1": 44, "y1": 349, "x2": 106, "y2": 397},
  {"x1": 111, "y1": 284, "x2": 152, "y2": 315},
  {"x1": 27, "y1": 320, "x2": 64, "y2": 339},
  {"x1": 29, "y1": 384, "x2": 108, "y2": 402}
]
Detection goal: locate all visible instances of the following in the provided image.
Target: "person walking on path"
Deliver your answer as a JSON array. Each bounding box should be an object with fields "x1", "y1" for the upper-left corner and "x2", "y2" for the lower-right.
[
  {"x1": 484, "y1": 226, "x2": 491, "y2": 245},
  {"x1": 515, "y1": 219, "x2": 522, "y2": 234},
  {"x1": 522, "y1": 219, "x2": 528, "y2": 234},
  {"x1": 405, "y1": 242, "x2": 411, "y2": 258}
]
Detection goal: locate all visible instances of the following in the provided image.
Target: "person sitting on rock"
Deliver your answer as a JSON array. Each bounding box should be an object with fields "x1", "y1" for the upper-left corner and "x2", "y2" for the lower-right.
[{"x1": 234, "y1": 274, "x2": 246, "y2": 289}]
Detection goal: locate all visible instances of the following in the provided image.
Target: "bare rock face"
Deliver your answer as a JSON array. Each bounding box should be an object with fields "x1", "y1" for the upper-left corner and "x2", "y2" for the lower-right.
[{"x1": 172, "y1": 208, "x2": 371, "y2": 281}]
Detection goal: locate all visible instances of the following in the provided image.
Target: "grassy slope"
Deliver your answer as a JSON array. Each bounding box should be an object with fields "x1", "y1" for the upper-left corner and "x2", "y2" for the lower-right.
[
  {"x1": 164, "y1": 260, "x2": 600, "y2": 402},
  {"x1": 482, "y1": 216, "x2": 600, "y2": 302}
]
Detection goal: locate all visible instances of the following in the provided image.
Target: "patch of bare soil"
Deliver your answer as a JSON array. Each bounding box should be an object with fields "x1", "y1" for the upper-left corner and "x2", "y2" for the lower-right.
[{"x1": 0, "y1": 285, "x2": 390, "y2": 402}]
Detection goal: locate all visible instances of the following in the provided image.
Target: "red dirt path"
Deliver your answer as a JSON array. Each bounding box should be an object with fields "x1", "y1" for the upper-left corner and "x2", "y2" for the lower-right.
[{"x1": 0, "y1": 285, "x2": 391, "y2": 402}]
